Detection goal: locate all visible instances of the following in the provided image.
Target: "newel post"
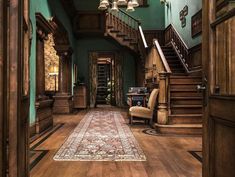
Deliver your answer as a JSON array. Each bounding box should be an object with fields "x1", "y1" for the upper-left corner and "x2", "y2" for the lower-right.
[{"x1": 157, "y1": 72, "x2": 170, "y2": 125}]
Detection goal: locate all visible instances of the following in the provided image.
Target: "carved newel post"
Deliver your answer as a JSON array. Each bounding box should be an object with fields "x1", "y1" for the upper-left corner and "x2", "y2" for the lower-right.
[
  {"x1": 157, "y1": 72, "x2": 170, "y2": 124},
  {"x1": 53, "y1": 46, "x2": 73, "y2": 114}
]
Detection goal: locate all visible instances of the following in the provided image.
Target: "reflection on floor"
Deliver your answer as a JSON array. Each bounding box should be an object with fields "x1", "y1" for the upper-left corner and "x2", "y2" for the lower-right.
[{"x1": 30, "y1": 107, "x2": 202, "y2": 177}]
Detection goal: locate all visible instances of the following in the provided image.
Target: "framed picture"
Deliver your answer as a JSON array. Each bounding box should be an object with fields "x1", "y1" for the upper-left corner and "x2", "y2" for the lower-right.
[
  {"x1": 180, "y1": 10, "x2": 184, "y2": 21},
  {"x1": 183, "y1": 5, "x2": 188, "y2": 16},
  {"x1": 181, "y1": 17, "x2": 186, "y2": 28},
  {"x1": 191, "y1": 9, "x2": 202, "y2": 38}
]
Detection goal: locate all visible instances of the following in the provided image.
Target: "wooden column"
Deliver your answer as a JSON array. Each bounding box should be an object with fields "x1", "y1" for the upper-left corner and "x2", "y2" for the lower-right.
[
  {"x1": 35, "y1": 13, "x2": 54, "y2": 135},
  {"x1": 157, "y1": 72, "x2": 169, "y2": 125},
  {"x1": 53, "y1": 47, "x2": 73, "y2": 114}
]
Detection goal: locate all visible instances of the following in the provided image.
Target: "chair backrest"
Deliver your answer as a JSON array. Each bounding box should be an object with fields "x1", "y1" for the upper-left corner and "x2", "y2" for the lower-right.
[{"x1": 147, "y1": 89, "x2": 159, "y2": 110}]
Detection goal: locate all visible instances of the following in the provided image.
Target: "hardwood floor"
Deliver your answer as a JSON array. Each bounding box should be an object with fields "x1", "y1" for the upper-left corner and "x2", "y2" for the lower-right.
[{"x1": 30, "y1": 108, "x2": 202, "y2": 177}]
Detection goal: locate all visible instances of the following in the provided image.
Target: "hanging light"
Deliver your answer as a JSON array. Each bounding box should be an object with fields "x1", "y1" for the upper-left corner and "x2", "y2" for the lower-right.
[
  {"x1": 117, "y1": 0, "x2": 127, "y2": 6},
  {"x1": 101, "y1": 0, "x2": 109, "y2": 6},
  {"x1": 131, "y1": 0, "x2": 139, "y2": 7},
  {"x1": 98, "y1": 0, "x2": 108, "y2": 10},
  {"x1": 111, "y1": 1, "x2": 119, "y2": 12},
  {"x1": 126, "y1": 1, "x2": 135, "y2": 12}
]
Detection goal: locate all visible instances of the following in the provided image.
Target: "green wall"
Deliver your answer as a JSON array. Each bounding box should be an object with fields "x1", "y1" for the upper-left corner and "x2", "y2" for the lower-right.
[
  {"x1": 75, "y1": 37, "x2": 136, "y2": 101},
  {"x1": 29, "y1": 0, "x2": 77, "y2": 124},
  {"x1": 165, "y1": 0, "x2": 202, "y2": 48},
  {"x1": 125, "y1": 0, "x2": 165, "y2": 30},
  {"x1": 74, "y1": 0, "x2": 165, "y2": 30}
]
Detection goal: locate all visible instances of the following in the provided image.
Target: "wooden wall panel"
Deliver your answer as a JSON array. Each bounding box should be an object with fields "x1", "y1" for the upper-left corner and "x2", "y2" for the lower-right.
[
  {"x1": 188, "y1": 44, "x2": 202, "y2": 74},
  {"x1": 213, "y1": 118, "x2": 235, "y2": 177},
  {"x1": 144, "y1": 30, "x2": 165, "y2": 47},
  {"x1": 215, "y1": 17, "x2": 235, "y2": 95},
  {"x1": 0, "y1": 0, "x2": 4, "y2": 175},
  {"x1": 74, "y1": 11, "x2": 105, "y2": 37}
]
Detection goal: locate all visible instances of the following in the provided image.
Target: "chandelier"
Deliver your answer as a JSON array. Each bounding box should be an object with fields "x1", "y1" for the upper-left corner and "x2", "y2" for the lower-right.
[{"x1": 98, "y1": 0, "x2": 139, "y2": 12}]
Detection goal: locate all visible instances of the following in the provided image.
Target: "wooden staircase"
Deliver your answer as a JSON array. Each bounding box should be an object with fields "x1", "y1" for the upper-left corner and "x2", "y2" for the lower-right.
[
  {"x1": 155, "y1": 46, "x2": 202, "y2": 135},
  {"x1": 105, "y1": 9, "x2": 147, "y2": 62},
  {"x1": 104, "y1": 10, "x2": 202, "y2": 135}
]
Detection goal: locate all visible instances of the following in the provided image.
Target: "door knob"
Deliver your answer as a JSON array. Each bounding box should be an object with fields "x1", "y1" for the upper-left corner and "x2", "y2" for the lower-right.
[{"x1": 196, "y1": 85, "x2": 206, "y2": 91}]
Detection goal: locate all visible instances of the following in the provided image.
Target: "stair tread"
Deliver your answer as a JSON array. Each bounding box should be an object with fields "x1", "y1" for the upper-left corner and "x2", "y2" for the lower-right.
[
  {"x1": 171, "y1": 96, "x2": 202, "y2": 99},
  {"x1": 155, "y1": 123, "x2": 202, "y2": 128},
  {"x1": 170, "y1": 75, "x2": 202, "y2": 79},
  {"x1": 172, "y1": 105, "x2": 202, "y2": 108},
  {"x1": 169, "y1": 114, "x2": 202, "y2": 117}
]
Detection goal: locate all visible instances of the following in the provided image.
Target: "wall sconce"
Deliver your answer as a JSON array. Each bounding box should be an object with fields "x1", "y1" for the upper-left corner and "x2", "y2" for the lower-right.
[
  {"x1": 49, "y1": 64, "x2": 59, "y2": 94},
  {"x1": 160, "y1": 0, "x2": 169, "y2": 7}
]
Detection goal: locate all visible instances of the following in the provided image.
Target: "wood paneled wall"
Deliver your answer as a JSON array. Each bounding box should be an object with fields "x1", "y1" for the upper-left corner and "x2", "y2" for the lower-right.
[
  {"x1": 188, "y1": 44, "x2": 202, "y2": 74},
  {"x1": 144, "y1": 30, "x2": 165, "y2": 47}
]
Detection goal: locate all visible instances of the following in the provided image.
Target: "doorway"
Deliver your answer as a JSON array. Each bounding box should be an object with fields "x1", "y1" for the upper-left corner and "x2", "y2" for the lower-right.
[
  {"x1": 96, "y1": 57, "x2": 115, "y2": 105},
  {"x1": 89, "y1": 51, "x2": 124, "y2": 108}
]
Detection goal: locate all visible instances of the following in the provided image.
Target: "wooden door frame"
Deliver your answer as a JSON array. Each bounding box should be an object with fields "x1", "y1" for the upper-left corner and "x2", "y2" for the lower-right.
[
  {"x1": 0, "y1": 0, "x2": 30, "y2": 176},
  {"x1": 0, "y1": 0, "x2": 7, "y2": 176},
  {"x1": 202, "y1": 1, "x2": 235, "y2": 177}
]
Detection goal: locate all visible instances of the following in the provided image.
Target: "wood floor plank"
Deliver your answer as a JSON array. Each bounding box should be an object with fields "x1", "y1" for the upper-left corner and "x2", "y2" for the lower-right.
[{"x1": 30, "y1": 108, "x2": 202, "y2": 177}]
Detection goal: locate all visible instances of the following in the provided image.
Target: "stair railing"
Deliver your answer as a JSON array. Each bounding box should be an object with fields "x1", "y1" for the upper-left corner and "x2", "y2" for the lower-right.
[
  {"x1": 146, "y1": 39, "x2": 171, "y2": 125},
  {"x1": 106, "y1": 9, "x2": 148, "y2": 57},
  {"x1": 165, "y1": 24, "x2": 189, "y2": 73}
]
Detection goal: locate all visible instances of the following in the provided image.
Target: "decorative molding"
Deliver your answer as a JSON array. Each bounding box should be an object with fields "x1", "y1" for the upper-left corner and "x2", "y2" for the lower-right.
[{"x1": 36, "y1": 13, "x2": 53, "y2": 40}]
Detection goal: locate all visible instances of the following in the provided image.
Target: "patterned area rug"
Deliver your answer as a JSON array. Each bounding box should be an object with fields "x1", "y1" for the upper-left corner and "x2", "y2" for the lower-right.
[{"x1": 54, "y1": 111, "x2": 146, "y2": 161}]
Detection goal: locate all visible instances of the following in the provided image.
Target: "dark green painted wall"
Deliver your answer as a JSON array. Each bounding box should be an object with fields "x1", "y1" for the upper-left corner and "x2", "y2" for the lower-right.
[
  {"x1": 165, "y1": 0, "x2": 202, "y2": 48},
  {"x1": 75, "y1": 37, "x2": 136, "y2": 101},
  {"x1": 29, "y1": 0, "x2": 77, "y2": 124}
]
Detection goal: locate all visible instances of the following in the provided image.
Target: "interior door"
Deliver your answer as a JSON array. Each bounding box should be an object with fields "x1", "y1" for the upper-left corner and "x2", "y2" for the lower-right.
[{"x1": 202, "y1": 1, "x2": 235, "y2": 177}]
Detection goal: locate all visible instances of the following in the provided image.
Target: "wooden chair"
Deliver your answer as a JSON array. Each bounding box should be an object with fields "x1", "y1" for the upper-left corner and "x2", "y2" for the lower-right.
[{"x1": 129, "y1": 89, "x2": 159, "y2": 125}]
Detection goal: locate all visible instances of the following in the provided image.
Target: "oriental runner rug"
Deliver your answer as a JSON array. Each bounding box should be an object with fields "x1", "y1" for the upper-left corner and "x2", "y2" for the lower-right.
[{"x1": 54, "y1": 111, "x2": 146, "y2": 161}]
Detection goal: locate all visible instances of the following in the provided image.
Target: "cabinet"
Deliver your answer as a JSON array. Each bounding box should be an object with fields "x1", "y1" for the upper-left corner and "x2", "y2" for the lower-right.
[{"x1": 74, "y1": 86, "x2": 87, "y2": 108}]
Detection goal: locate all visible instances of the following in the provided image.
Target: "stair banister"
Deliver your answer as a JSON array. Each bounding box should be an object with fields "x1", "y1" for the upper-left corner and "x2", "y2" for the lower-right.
[
  {"x1": 154, "y1": 39, "x2": 171, "y2": 74},
  {"x1": 139, "y1": 26, "x2": 148, "y2": 48},
  {"x1": 153, "y1": 39, "x2": 171, "y2": 125}
]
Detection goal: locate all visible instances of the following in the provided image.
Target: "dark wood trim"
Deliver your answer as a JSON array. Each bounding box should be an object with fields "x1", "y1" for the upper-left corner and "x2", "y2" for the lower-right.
[
  {"x1": 30, "y1": 124, "x2": 36, "y2": 138},
  {"x1": 211, "y1": 8, "x2": 235, "y2": 28}
]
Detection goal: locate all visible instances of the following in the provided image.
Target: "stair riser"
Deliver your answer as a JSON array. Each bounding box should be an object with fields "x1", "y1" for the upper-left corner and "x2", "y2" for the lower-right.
[
  {"x1": 171, "y1": 92, "x2": 202, "y2": 97},
  {"x1": 156, "y1": 127, "x2": 202, "y2": 135},
  {"x1": 171, "y1": 99, "x2": 202, "y2": 105},
  {"x1": 169, "y1": 117, "x2": 202, "y2": 124},
  {"x1": 170, "y1": 79, "x2": 202, "y2": 84},
  {"x1": 171, "y1": 85, "x2": 199, "y2": 90},
  {"x1": 171, "y1": 108, "x2": 202, "y2": 114}
]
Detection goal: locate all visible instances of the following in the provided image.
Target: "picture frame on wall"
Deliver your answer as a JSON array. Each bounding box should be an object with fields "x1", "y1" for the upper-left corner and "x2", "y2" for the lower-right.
[
  {"x1": 191, "y1": 9, "x2": 202, "y2": 38},
  {"x1": 183, "y1": 5, "x2": 188, "y2": 16},
  {"x1": 180, "y1": 10, "x2": 184, "y2": 21},
  {"x1": 181, "y1": 17, "x2": 186, "y2": 28}
]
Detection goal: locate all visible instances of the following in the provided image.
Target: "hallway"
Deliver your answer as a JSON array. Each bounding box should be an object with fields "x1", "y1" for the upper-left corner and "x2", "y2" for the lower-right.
[{"x1": 30, "y1": 108, "x2": 202, "y2": 177}]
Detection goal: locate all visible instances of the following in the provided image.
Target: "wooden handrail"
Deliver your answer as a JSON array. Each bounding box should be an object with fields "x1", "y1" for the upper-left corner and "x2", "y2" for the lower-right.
[
  {"x1": 165, "y1": 24, "x2": 188, "y2": 49},
  {"x1": 139, "y1": 26, "x2": 148, "y2": 48},
  {"x1": 118, "y1": 8, "x2": 141, "y2": 24},
  {"x1": 154, "y1": 39, "x2": 172, "y2": 74}
]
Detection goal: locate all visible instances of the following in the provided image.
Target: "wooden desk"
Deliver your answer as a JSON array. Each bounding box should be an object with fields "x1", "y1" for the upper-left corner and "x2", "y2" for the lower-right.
[{"x1": 126, "y1": 93, "x2": 149, "y2": 107}]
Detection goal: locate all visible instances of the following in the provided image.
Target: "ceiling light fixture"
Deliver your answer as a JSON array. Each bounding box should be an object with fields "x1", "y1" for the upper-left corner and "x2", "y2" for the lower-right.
[{"x1": 98, "y1": 0, "x2": 139, "y2": 12}]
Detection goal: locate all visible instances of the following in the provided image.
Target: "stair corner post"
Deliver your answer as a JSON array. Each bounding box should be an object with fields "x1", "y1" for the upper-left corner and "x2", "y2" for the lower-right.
[{"x1": 157, "y1": 72, "x2": 170, "y2": 125}]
